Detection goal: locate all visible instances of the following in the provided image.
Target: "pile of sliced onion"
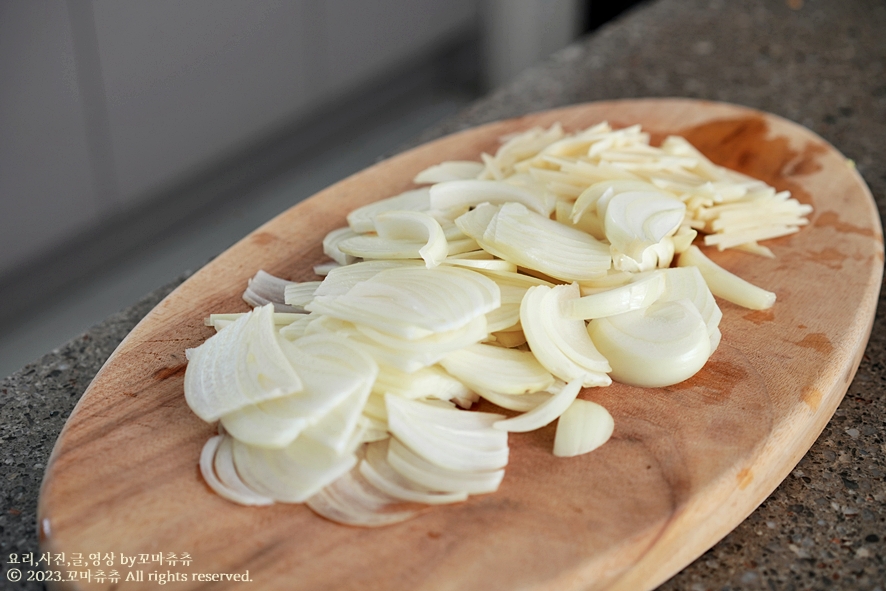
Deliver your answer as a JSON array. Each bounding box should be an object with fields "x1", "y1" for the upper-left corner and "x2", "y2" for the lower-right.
[{"x1": 185, "y1": 121, "x2": 811, "y2": 526}]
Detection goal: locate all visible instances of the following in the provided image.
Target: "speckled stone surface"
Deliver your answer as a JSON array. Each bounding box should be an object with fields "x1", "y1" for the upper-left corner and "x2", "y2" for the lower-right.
[{"x1": 2, "y1": 0, "x2": 884, "y2": 589}]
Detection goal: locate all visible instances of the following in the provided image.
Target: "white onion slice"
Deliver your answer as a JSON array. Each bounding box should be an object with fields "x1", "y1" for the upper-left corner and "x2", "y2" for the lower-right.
[
  {"x1": 386, "y1": 438, "x2": 505, "y2": 495},
  {"x1": 300, "y1": 374, "x2": 373, "y2": 454},
  {"x1": 278, "y1": 313, "x2": 316, "y2": 341},
  {"x1": 184, "y1": 305, "x2": 304, "y2": 422},
  {"x1": 588, "y1": 299, "x2": 711, "y2": 388},
  {"x1": 451, "y1": 390, "x2": 480, "y2": 409},
  {"x1": 323, "y1": 227, "x2": 361, "y2": 266},
  {"x1": 442, "y1": 257, "x2": 517, "y2": 272},
  {"x1": 610, "y1": 237, "x2": 676, "y2": 273},
  {"x1": 232, "y1": 435, "x2": 358, "y2": 503},
  {"x1": 430, "y1": 179, "x2": 550, "y2": 215},
  {"x1": 206, "y1": 312, "x2": 303, "y2": 330},
  {"x1": 219, "y1": 333, "x2": 375, "y2": 449},
  {"x1": 567, "y1": 272, "x2": 666, "y2": 319},
  {"x1": 456, "y1": 203, "x2": 611, "y2": 282},
  {"x1": 552, "y1": 399, "x2": 614, "y2": 457},
  {"x1": 385, "y1": 395, "x2": 508, "y2": 472},
  {"x1": 678, "y1": 245, "x2": 776, "y2": 310},
  {"x1": 336, "y1": 235, "x2": 428, "y2": 263},
  {"x1": 372, "y1": 364, "x2": 471, "y2": 402},
  {"x1": 307, "y1": 266, "x2": 500, "y2": 340},
  {"x1": 542, "y1": 284, "x2": 612, "y2": 376},
  {"x1": 520, "y1": 285, "x2": 610, "y2": 387},
  {"x1": 306, "y1": 465, "x2": 424, "y2": 527},
  {"x1": 482, "y1": 283, "x2": 525, "y2": 333},
  {"x1": 603, "y1": 191, "x2": 686, "y2": 261},
  {"x1": 313, "y1": 261, "x2": 340, "y2": 276},
  {"x1": 474, "y1": 267, "x2": 555, "y2": 290},
  {"x1": 354, "y1": 314, "x2": 488, "y2": 360},
  {"x1": 476, "y1": 389, "x2": 553, "y2": 412},
  {"x1": 658, "y1": 265, "x2": 722, "y2": 351},
  {"x1": 571, "y1": 180, "x2": 659, "y2": 224},
  {"x1": 314, "y1": 260, "x2": 421, "y2": 298},
  {"x1": 282, "y1": 281, "x2": 322, "y2": 310},
  {"x1": 413, "y1": 161, "x2": 484, "y2": 184},
  {"x1": 493, "y1": 377, "x2": 583, "y2": 432},
  {"x1": 347, "y1": 188, "x2": 430, "y2": 233},
  {"x1": 199, "y1": 435, "x2": 274, "y2": 506},
  {"x1": 243, "y1": 270, "x2": 299, "y2": 313},
  {"x1": 440, "y1": 343, "x2": 554, "y2": 395},
  {"x1": 360, "y1": 440, "x2": 468, "y2": 505},
  {"x1": 212, "y1": 436, "x2": 275, "y2": 504},
  {"x1": 373, "y1": 210, "x2": 448, "y2": 268}
]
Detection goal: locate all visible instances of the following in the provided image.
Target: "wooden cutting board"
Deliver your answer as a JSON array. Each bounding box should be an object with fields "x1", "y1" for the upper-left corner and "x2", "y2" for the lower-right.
[{"x1": 38, "y1": 99, "x2": 883, "y2": 591}]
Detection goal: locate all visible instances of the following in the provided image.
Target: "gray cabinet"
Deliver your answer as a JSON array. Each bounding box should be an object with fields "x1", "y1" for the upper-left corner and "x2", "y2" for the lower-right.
[
  {"x1": 0, "y1": 0, "x2": 478, "y2": 277},
  {"x1": 0, "y1": 2, "x2": 98, "y2": 277}
]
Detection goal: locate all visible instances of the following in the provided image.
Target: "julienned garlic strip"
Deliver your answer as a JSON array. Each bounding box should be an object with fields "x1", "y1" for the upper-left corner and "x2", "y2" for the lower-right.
[{"x1": 185, "y1": 121, "x2": 812, "y2": 526}]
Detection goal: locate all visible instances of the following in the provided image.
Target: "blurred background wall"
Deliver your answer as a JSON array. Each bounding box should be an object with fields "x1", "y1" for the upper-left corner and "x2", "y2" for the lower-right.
[{"x1": 0, "y1": 0, "x2": 644, "y2": 376}]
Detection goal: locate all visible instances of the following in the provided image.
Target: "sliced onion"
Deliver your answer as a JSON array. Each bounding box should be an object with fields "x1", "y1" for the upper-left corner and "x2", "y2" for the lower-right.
[
  {"x1": 552, "y1": 399, "x2": 614, "y2": 457},
  {"x1": 385, "y1": 395, "x2": 508, "y2": 472},
  {"x1": 610, "y1": 237, "x2": 675, "y2": 273},
  {"x1": 278, "y1": 313, "x2": 316, "y2": 341},
  {"x1": 243, "y1": 270, "x2": 299, "y2": 312},
  {"x1": 603, "y1": 191, "x2": 686, "y2": 261},
  {"x1": 306, "y1": 463, "x2": 425, "y2": 527},
  {"x1": 442, "y1": 257, "x2": 517, "y2": 272},
  {"x1": 206, "y1": 312, "x2": 303, "y2": 330},
  {"x1": 430, "y1": 179, "x2": 550, "y2": 215},
  {"x1": 543, "y1": 284, "x2": 612, "y2": 375},
  {"x1": 658, "y1": 265, "x2": 722, "y2": 351},
  {"x1": 306, "y1": 266, "x2": 500, "y2": 340},
  {"x1": 520, "y1": 285, "x2": 610, "y2": 387},
  {"x1": 476, "y1": 389, "x2": 553, "y2": 412},
  {"x1": 323, "y1": 227, "x2": 361, "y2": 266},
  {"x1": 488, "y1": 329, "x2": 527, "y2": 348},
  {"x1": 440, "y1": 343, "x2": 554, "y2": 395},
  {"x1": 347, "y1": 188, "x2": 430, "y2": 233},
  {"x1": 300, "y1": 375, "x2": 373, "y2": 455},
  {"x1": 413, "y1": 161, "x2": 484, "y2": 184},
  {"x1": 354, "y1": 316, "x2": 488, "y2": 373},
  {"x1": 313, "y1": 261, "x2": 340, "y2": 276},
  {"x1": 186, "y1": 120, "x2": 811, "y2": 520},
  {"x1": 373, "y1": 210, "x2": 448, "y2": 268},
  {"x1": 386, "y1": 437, "x2": 505, "y2": 495},
  {"x1": 571, "y1": 180, "x2": 659, "y2": 225},
  {"x1": 588, "y1": 299, "x2": 711, "y2": 388},
  {"x1": 567, "y1": 271, "x2": 666, "y2": 319},
  {"x1": 314, "y1": 260, "x2": 422, "y2": 298},
  {"x1": 184, "y1": 305, "x2": 304, "y2": 422},
  {"x1": 456, "y1": 203, "x2": 611, "y2": 282},
  {"x1": 337, "y1": 234, "x2": 430, "y2": 263},
  {"x1": 199, "y1": 435, "x2": 274, "y2": 506},
  {"x1": 493, "y1": 377, "x2": 583, "y2": 432},
  {"x1": 232, "y1": 434, "x2": 359, "y2": 503},
  {"x1": 219, "y1": 333, "x2": 376, "y2": 449},
  {"x1": 282, "y1": 281, "x2": 322, "y2": 310},
  {"x1": 212, "y1": 436, "x2": 276, "y2": 504},
  {"x1": 360, "y1": 440, "x2": 468, "y2": 505},
  {"x1": 372, "y1": 364, "x2": 471, "y2": 402},
  {"x1": 678, "y1": 245, "x2": 776, "y2": 310}
]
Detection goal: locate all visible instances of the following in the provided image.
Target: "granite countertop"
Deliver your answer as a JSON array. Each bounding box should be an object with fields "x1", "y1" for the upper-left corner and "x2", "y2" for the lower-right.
[{"x1": 2, "y1": 0, "x2": 884, "y2": 589}]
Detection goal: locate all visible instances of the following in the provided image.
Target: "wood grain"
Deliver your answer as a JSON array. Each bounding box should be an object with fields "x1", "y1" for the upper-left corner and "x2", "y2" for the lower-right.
[{"x1": 38, "y1": 99, "x2": 883, "y2": 591}]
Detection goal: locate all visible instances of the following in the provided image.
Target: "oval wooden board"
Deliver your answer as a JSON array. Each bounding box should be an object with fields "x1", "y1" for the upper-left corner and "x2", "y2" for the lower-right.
[{"x1": 39, "y1": 99, "x2": 882, "y2": 591}]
